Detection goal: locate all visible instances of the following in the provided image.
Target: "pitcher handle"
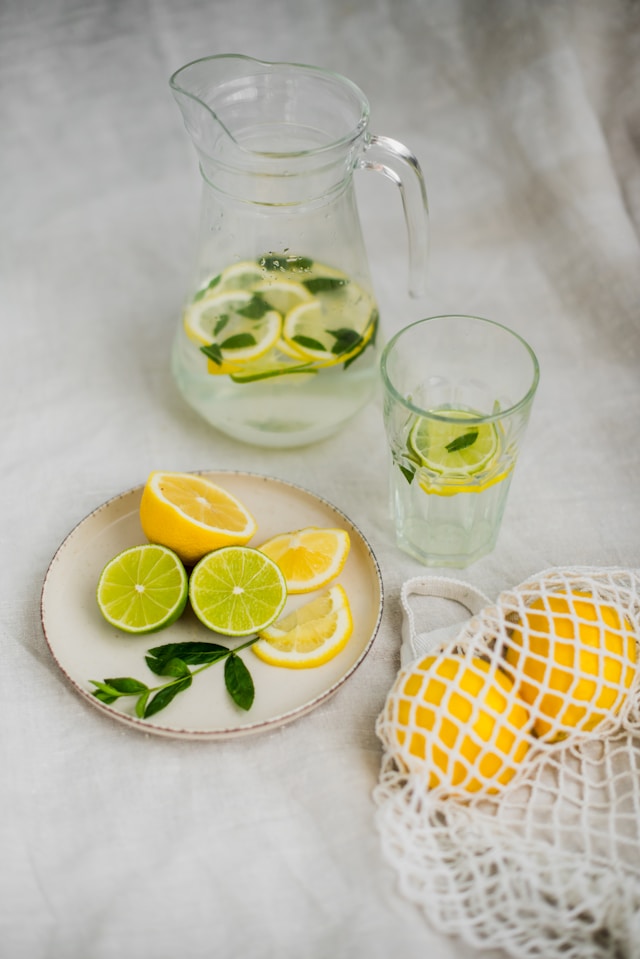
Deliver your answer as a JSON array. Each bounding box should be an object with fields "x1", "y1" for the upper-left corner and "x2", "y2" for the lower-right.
[{"x1": 358, "y1": 134, "x2": 429, "y2": 299}]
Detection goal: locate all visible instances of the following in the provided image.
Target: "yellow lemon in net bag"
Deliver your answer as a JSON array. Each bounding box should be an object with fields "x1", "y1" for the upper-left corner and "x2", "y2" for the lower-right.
[
  {"x1": 385, "y1": 654, "x2": 530, "y2": 794},
  {"x1": 505, "y1": 590, "x2": 637, "y2": 742}
]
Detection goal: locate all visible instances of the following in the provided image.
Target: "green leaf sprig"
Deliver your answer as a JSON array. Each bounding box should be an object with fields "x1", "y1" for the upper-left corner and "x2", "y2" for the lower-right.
[{"x1": 90, "y1": 638, "x2": 258, "y2": 719}]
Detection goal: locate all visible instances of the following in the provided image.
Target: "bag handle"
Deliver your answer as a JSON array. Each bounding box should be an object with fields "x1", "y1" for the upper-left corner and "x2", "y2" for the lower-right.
[{"x1": 400, "y1": 576, "x2": 492, "y2": 664}]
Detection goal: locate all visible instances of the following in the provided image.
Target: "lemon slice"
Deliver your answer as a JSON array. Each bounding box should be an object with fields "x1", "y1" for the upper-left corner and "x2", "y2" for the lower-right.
[
  {"x1": 408, "y1": 409, "x2": 499, "y2": 476},
  {"x1": 383, "y1": 654, "x2": 530, "y2": 794},
  {"x1": 96, "y1": 544, "x2": 188, "y2": 634},
  {"x1": 253, "y1": 585, "x2": 353, "y2": 668},
  {"x1": 189, "y1": 546, "x2": 287, "y2": 637},
  {"x1": 139, "y1": 471, "x2": 257, "y2": 566},
  {"x1": 183, "y1": 289, "x2": 282, "y2": 371},
  {"x1": 253, "y1": 278, "x2": 313, "y2": 316},
  {"x1": 216, "y1": 261, "x2": 266, "y2": 292},
  {"x1": 282, "y1": 300, "x2": 376, "y2": 365},
  {"x1": 258, "y1": 526, "x2": 351, "y2": 594}
]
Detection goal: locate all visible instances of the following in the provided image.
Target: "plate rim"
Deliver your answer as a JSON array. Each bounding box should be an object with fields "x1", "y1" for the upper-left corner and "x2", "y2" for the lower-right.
[{"x1": 40, "y1": 469, "x2": 384, "y2": 740}]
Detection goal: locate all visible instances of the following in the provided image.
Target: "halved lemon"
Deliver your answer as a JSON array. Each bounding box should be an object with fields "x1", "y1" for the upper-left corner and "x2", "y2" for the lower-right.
[
  {"x1": 139, "y1": 471, "x2": 257, "y2": 566},
  {"x1": 257, "y1": 526, "x2": 351, "y2": 594},
  {"x1": 253, "y1": 584, "x2": 353, "y2": 668}
]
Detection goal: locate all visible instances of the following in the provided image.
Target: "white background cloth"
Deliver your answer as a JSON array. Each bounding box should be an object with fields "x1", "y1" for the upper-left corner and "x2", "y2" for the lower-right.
[{"x1": 2, "y1": 1, "x2": 639, "y2": 956}]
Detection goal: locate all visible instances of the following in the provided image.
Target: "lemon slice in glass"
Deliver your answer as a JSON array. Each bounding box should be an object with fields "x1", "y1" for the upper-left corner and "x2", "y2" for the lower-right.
[
  {"x1": 253, "y1": 585, "x2": 353, "y2": 668},
  {"x1": 189, "y1": 546, "x2": 287, "y2": 637}
]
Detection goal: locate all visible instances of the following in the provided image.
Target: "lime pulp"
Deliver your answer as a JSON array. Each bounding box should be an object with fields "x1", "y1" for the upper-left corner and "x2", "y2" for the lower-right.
[
  {"x1": 408, "y1": 408, "x2": 499, "y2": 476},
  {"x1": 96, "y1": 544, "x2": 189, "y2": 634},
  {"x1": 189, "y1": 545, "x2": 288, "y2": 637}
]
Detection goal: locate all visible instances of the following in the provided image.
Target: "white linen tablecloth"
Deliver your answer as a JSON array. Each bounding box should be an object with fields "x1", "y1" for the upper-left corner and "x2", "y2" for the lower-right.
[{"x1": 2, "y1": 1, "x2": 639, "y2": 956}]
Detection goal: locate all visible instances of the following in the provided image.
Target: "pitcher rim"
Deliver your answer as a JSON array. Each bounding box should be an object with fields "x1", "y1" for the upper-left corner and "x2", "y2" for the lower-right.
[{"x1": 169, "y1": 53, "x2": 371, "y2": 159}]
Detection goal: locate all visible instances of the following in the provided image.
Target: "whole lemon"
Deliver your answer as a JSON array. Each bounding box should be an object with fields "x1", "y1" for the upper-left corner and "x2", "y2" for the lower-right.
[
  {"x1": 386, "y1": 654, "x2": 530, "y2": 794},
  {"x1": 505, "y1": 590, "x2": 637, "y2": 742}
]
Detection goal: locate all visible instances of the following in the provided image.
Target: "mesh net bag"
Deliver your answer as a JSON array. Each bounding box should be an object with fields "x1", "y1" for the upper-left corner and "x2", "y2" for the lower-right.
[{"x1": 374, "y1": 567, "x2": 640, "y2": 959}]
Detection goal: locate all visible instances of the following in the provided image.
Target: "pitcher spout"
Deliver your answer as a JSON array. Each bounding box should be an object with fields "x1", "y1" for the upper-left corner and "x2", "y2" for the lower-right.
[
  {"x1": 169, "y1": 55, "x2": 244, "y2": 168},
  {"x1": 169, "y1": 54, "x2": 371, "y2": 202}
]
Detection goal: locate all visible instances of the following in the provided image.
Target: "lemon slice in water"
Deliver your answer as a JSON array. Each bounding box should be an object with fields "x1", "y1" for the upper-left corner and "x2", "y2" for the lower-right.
[{"x1": 183, "y1": 289, "x2": 282, "y2": 372}]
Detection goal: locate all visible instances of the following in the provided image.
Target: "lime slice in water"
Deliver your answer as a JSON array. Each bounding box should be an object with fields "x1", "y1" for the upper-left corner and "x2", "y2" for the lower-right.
[
  {"x1": 189, "y1": 546, "x2": 288, "y2": 637},
  {"x1": 408, "y1": 409, "x2": 499, "y2": 476},
  {"x1": 96, "y1": 544, "x2": 188, "y2": 634}
]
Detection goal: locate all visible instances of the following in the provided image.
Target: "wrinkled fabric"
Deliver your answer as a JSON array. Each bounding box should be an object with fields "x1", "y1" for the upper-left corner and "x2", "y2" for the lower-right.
[{"x1": 1, "y1": 1, "x2": 639, "y2": 957}]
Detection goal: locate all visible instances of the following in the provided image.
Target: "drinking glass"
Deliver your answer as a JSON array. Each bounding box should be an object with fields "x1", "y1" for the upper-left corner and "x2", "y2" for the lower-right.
[{"x1": 380, "y1": 315, "x2": 539, "y2": 567}]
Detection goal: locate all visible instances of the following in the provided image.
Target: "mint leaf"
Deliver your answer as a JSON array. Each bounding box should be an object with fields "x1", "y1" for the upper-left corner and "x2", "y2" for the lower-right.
[
  {"x1": 224, "y1": 654, "x2": 255, "y2": 711},
  {"x1": 200, "y1": 342, "x2": 224, "y2": 365},
  {"x1": 293, "y1": 334, "x2": 326, "y2": 352},
  {"x1": 329, "y1": 327, "x2": 362, "y2": 356},
  {"x1": 399, "y1": 463, "x2": 415, "y2": 484},
  {"x1": 445, "y1": 430, "x2": 479, "y2": 453},
  {"x1": 303, "y1": 276, "x2": 347, "y2": 294},
  {"x1": 220, "y1": 333, "x2": 256, "y2": 350},
  {"x1": 144, "y1": 675, "x2": 192, "y2": 718},
  {"x1": 237, "y1": 295, "x2": 270, "y2": 319},
  {"x1": 261, "y1": 254, "x2": 313, "y2": 272},
  {"x1": 146, "y1": 641, "x2": 229, "y2": 671},
  {"x1": 193, "y1": 274, "x2": 221, "y2": 301},
  {"x1": 103, "y1": 677, "x2": 149, "y2": 694}
]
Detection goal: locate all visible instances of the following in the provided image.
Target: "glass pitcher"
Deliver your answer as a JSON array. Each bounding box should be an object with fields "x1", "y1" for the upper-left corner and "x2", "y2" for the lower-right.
[{"x1": 169, "y1": 54, "x2": 429, "y2": 448}]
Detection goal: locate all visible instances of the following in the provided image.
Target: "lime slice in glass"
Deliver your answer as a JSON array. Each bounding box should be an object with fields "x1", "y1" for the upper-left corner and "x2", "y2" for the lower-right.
[
  {"x1": 408, "y1": 408, "x2": 499, "y2": 476},
  {"x1": 96, "y1": 544, "x2": 188, "y2": 634},
  {"x1": 189, "y1": 546, "x2": 287, "y2": 637}
]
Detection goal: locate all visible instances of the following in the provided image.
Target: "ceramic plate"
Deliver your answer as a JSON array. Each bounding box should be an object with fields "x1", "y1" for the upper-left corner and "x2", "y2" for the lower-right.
[{"x1": 40, "y1": 471, "x2": 384, "y2": 740}]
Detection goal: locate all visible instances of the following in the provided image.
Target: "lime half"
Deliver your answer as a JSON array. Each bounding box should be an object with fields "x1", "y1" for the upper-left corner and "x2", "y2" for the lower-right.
[
  {"x1": 408, "y1": 408, "x2": 499, "y2": 476},
  {"x1": 97, "y1": 544, "x2": 188, "y2": 634},
  {"x1": 189, "y1": 546, "x2": 287, "y2": 637}
]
